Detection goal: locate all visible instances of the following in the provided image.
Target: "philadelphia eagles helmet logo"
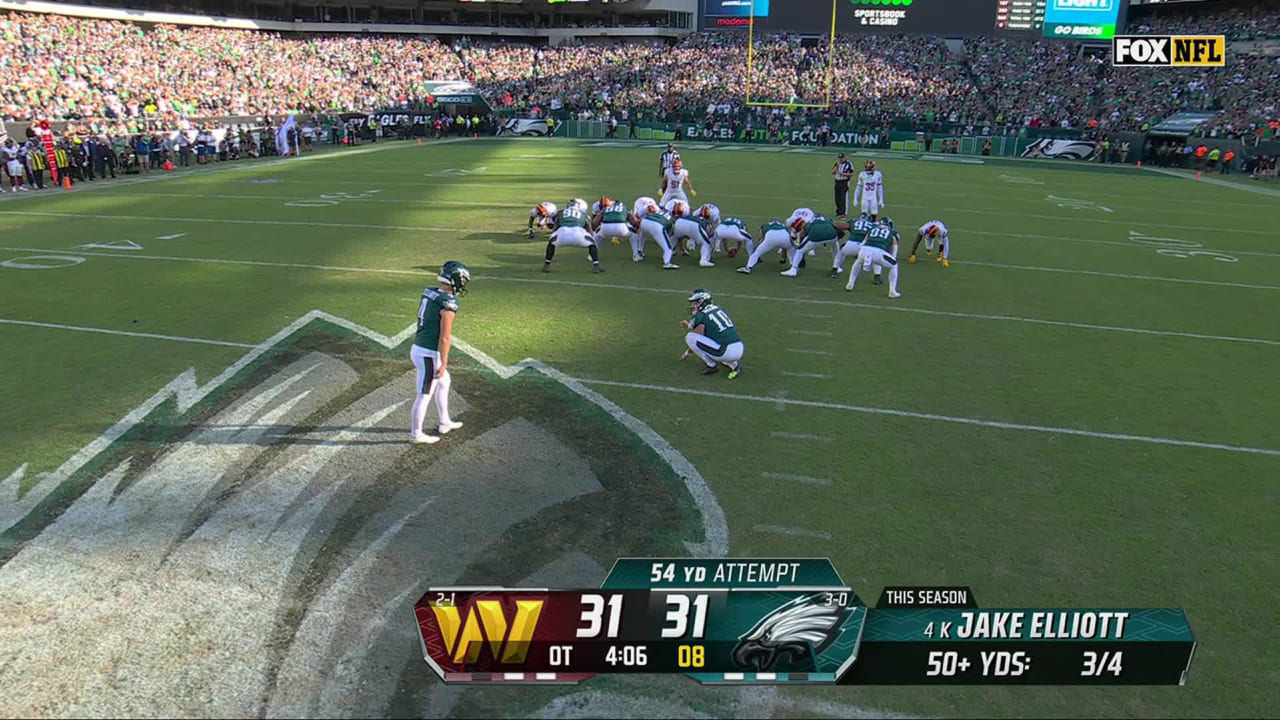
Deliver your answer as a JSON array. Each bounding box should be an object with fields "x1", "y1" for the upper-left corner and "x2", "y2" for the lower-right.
[{"x1": 731, "y1": 594, "x2": 851, "y2": 672}]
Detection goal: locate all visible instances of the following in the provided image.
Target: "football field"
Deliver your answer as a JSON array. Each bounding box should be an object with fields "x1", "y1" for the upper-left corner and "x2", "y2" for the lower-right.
[{"x1": 1, "y1": 137, "x2": 1277, "y2": 718}]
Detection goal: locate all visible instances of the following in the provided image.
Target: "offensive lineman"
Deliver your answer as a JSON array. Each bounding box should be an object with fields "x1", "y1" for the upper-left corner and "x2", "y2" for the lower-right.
[
  {"x1": 527, "y1": 201, "x2": 558, "y2": 237},
  {"x1": 737, "y1": 219, "x2": 794, "y2": 274},
  {"x1": 846, "y1": 218, "x2": 901, "y2": 298},
  {"x1": 833, "y1": 212, "x2": 883, "y2": 283},
  {"x1": 717, "y1": 216, "x2": 755, "y2": 259},
  {"x1": 781, "y1": 214, "x2": 849, "y2": 278},
  {"x1": 673, "y1": 204, "x2": 718, "y2": 268},
  {"x1": 909, "y1": 219, "x2": 951, "y2": 268},
  {"x1": 544, "y1": 198, "x2": 604, "y2": 273},
  {"x1": 660, "y1": 158, "x2": 697, "y2": 207},
  {"x1": 853, "y1": 160, "x2": 885, "y2": 219},
  {"x1": 594, "y1": 198, "x2": 639, "y2": 252},
  {"x1": 680, "y1": 289, "x2": 744, "y2": 379},
  {"x1": 639, "y1": 202, "x2": 680, "y2": 269},
  {"x1": 410, "y1": 260, "x2": 470, "y2": 444}
]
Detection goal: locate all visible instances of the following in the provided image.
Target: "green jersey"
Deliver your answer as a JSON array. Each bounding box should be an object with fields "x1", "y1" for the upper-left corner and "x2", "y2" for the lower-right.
[
  {"x1": 602, "y1": 206, "x2": 628, "y2": 224},
  {"x1": 864, "y1": 224, "x2": 898, "y2": 251},
  {"x1": 690, "y1": 303, "x2": 741, "y2": 347},
  {"x1": 762, "y1": 220, "x2": 787, "y2": 234},
  {"x1": 722, "y1": 217, "x2": 748, "y2": 231},
  {"x1": 804, "y1": 216, "x2": 842, "y2": 243},
  {"x1": 558, "y1": 206, "x2": 589, "y2": 229},
  {"x1": 414, "y1": 288, "x2": 459, "y2": 351},
  {"x1": 850, "y1": 217, "x2": 876, "y2": 242},
  {"x1": 645, "y1": 209, "x2": 674, "y2": 229}
]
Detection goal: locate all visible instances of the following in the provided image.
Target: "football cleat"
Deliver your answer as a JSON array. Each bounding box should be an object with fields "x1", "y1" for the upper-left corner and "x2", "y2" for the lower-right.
[
  {"x1": 632, "y1": 255, "x2": 644, "y2": 263},
  {"x1": 737, "y1": 266, "x2": 752, "y2": 274},
  {"x1": 727, "y1": 363, "x2": 743, "y2": 380},
  {"x1": 888, "y1": 290, "x2": 902, "y2": 299},
  {"x1": 663, "y1": 263, "x2": 680, "y2": 270},
  {"x1": 699, "y1": 261, "x2": 715, "y2": 268},
  {"x1": 908, "y1": 254, "x2": 917, "y2": 264},
  {"x1": 438, "y1": 421, "x2": 463, "y2": 435},
  {"x1": 701, "y1": 364, "x2": 720, "y2": 376},
  {"x1": 542, "y1": 261, "x2": 552, "y2": 273},
  {"x1": 844, "y1": 283, "x2": 855, "y2": 292},
  {"x1": 780, "y1": 268, "x2": 798, "y2": 277},
  {"x1": 874, "y1": 274, "x2": 883, "y2": 285},
  {"x1": 941, "y1": 259, "x2": 950, "y2": 268},
  {"x1": 411, "y1": 432, "x2": 440, "y2": 445},
  {"x1": 828, "y1": 268, "x2": 840, "y2": 279},
  {"x1": 593, "y1": 264, "x2": 605, "y2": 273}
]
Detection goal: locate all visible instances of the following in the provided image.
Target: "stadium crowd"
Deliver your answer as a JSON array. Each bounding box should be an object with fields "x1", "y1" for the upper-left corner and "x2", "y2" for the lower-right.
[{"x1": 0, "y1": 4, "x2": 1276, "y2": 163}]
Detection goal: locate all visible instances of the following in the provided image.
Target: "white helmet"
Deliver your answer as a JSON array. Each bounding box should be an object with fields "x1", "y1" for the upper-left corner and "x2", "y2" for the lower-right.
[{"x1": 570, "y1": 198, "x2": 588, "y2": 211}]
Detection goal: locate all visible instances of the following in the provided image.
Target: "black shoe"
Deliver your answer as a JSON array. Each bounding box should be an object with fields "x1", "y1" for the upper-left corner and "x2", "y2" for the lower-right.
[
  {"x1": 542, "y1": 262, "x2": 551, "y2": 273},
  {"x1": 799, "y1": 258, "x2": 807, "y2": 269},
  {"x1": 701, "y1": 364, "x2": 720, "y2": 375},
  {"x1": 593, "y1": 263, "x2": 604, "y2": 273},
  {"x1": 874, "y1": 274, "x2": 883, "y2": 285},
  {"x1": 829, "y1": 268, "x2": 840, "y2": 278}
]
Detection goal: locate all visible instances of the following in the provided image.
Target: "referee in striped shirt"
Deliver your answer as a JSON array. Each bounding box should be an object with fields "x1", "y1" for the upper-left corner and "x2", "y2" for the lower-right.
[
  {"x1": 659, "y1": 144, "x2": 679, "y2": 178},
  {"x1": 832, "y1": 152, "x2": 854, "y2": 218}
]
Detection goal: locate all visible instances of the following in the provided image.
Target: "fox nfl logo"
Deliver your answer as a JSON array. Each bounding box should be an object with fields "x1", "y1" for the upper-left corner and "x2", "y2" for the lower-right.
[{"x1": 1112, "y1": 35, "x2": 1226, "y2": 67}]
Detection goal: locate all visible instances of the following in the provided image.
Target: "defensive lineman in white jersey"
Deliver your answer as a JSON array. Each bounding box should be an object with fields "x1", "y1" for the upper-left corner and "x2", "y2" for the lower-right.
[
  {"x1": 527, "y1": 201, "x2": 558, "y2": 237},
  {"x1": 661, "y1": 158, "x2": 696, "y2": 206},
  {"x1": 908, "y1": 219, "x2": 951, "y2": 268},
  {"x1": 854, "y1": 160, "x2": 885, "y2": 219}
]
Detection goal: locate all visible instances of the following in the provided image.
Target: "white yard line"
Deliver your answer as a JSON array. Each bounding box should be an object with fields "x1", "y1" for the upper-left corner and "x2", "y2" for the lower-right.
[
  {"x1": 0, "y1": 318, "x2": 257, "y2": 347},
  {"x1": 579, "y1": 378, "x2": 1280, "y2": 458},
  {"x1": 760, "y1": 471, "x2": 833, "y2": 486},
  {"x1": 769, "y1": 431, "x2": 832, "y2": 442},
  {"x1": 954, "y1": 260, "x2": 1280, "y2": 291},
  {"x1": 2, "y1": 247, "x2": 1275, "y2": 348},
  {"x1": 782, "y1": 371, "x2": 833, "y2": 379},
  {"x1": 753, "y1": 525, "x2": 833, "y2": 540},
  {"x1": 785, "y1": 349, "x2": 834, "y2": 356},
  {"x1": 7, "y1": 314, "x2": 1277, "y2": 458},
  {"x1": 1142, "y1": 166, "x2": 1280, "y2": 198}
]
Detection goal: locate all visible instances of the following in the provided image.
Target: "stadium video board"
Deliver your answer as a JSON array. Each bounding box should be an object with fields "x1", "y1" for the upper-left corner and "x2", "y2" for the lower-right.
[{"x1": 704, "y1": 0, "x2": 1126, "y2": 38}]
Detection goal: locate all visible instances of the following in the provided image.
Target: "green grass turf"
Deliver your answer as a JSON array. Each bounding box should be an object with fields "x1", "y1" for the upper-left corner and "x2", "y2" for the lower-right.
[{"x1": 1, "y1": 137, "x2": 1278, "y2": 718}]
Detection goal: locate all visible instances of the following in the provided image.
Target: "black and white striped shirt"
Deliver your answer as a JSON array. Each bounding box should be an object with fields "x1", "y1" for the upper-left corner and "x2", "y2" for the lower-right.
[
  {"x1": 834, "y1": 160, "x2": 854, "y2": 182},
  {"x1": 661, "y1": 149, "x2": 680, "y2": 170}
]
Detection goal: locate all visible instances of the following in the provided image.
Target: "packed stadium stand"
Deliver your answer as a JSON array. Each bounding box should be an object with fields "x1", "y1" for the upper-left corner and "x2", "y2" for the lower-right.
[{"x1": 0, "y1": 0, "x2": 1276, "y2": 174}]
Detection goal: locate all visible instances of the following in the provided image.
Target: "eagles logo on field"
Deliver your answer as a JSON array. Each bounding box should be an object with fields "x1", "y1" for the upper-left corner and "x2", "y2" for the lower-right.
[
  {"x1": 0, "y1": 311, "x2": 725, "y2": 717},
  {"x1": 732, "y1": 593, "x2": 852, "y2": 672}
]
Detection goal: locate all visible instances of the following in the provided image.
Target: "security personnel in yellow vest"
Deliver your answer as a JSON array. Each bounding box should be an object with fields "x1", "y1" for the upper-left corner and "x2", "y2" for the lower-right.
[
  {"x1": 25, "y1": 141, "x2": 46, "y2": 189},
  {"x1": 54, "y1": 144, "x2": 73, "y2": 185}
]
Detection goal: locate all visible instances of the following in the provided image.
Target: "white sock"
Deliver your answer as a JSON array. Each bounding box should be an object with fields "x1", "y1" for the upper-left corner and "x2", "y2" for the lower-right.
[
  {"x1": 941, "y1": 242, "x2": 950, "y2": 259},
  {"x1": 411, "y1": 392, "x2": 430, "y2": 435},
  {"x1": 925, "y1": 238, "x2": 934, "y2": 252},
  {"x1": 847, "y1": 261, "x2": 862, "y2": 288},
  {"x1": 889, "y1": 264, "x2": 899, "y2": 293},
  {"x1": 433, "y1": 370, "x2": 452, "y2": 425}
]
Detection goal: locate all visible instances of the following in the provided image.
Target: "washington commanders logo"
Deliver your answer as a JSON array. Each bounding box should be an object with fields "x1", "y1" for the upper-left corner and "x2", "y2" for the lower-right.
[{"x1": 430, "y1": 597, "x2": 545, "y2": 664}]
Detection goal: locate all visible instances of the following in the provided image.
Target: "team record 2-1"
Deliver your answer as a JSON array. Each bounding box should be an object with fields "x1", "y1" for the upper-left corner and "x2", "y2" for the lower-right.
[{"x1": 412, "y1": 559, "x2": 1197, "y2": 686}]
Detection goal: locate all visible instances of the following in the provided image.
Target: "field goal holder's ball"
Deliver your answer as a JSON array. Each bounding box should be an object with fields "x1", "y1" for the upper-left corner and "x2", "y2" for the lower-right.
[{"x1": 746, "y1": 0, "x2": 838, "y2": 109}]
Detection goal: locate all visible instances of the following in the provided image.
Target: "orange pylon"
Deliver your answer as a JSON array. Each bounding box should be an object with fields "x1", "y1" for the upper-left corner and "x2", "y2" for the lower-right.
[{"x1": 62, "y1": 174, "x2": 72, "y2": 189}]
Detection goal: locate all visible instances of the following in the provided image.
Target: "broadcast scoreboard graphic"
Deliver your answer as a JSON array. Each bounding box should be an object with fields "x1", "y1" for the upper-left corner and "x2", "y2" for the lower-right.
[
  {"x1": 704, "y1": 0, "x2": 1124, "y2": 37},
  {"x1": 415, "y1": 559, "x2": 1197, "y2": 686}
]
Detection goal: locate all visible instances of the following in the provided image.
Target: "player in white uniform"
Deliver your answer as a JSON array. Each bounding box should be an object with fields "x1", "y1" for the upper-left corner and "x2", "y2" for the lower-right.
[
  {"x1": 853, "y1": 161, "x2": 885, "y2": 219},
  {"x1": 697, "y1": 203, "x2": 722, "y2": 250},
  {"x1": 783, "y1": 207, "x2": 817, "y2": 264},
  {"x1": 737, "y1": 219, "x2": 795, "y2": 274},
  {"x1": 544, "y1": 199, "x2": 603, "y2": 274},
  {"x1": 527, "y1": 201, "x2": 558, "y2": 236},
  {"x1": 593, "y1": 197, "x2": 639, "y2": 251},
  {"x1": 634, "y1": 196, "x2": 658, "y2": 219},
  {"x1": 3, "y1": 139, "x2": 26, "y2": 191},
  {"x1": 660, "y1": 158, "x2": 696, "y2": 207},
  {"x1": 909, "y1": 219, "x2": 951, "y2": 268}
]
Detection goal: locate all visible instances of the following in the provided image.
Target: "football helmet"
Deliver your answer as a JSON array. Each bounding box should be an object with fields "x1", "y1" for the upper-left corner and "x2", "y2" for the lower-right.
[
  {"x1": 859, "y1": 212, "x2": 869, "y2": 221},
  {"x1": 438, "y1": 260, "x2": 471, "y2": 295},
  {"x1": 865, "y1": 160, "x2": 876, "y2": 171},
  {"x1": 688, "y1": 289, "x2": 713, "y2": 314},
  {"x1": 881, "y1": 217, "x2": 894, "y2": 229},
  {"x1": 570, "y1": 198, "x2": 588, "y2": 211}
]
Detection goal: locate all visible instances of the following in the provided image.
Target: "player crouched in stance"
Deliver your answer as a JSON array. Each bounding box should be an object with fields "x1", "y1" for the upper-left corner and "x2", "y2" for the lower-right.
[
  {"x1": 781, "y1": 214, "x2": 849, "y2": 278},
  {"x1": 680, "y1": 289, "x2": 744, "y2": 379},
  {"x1": 544, "y1": 198, "x2": 604, "y2": 274},
  {"x1": 834, "y1": 212, "x2": 883, "y2": 284},
  {"x1": 717, "y1": 216, "x2": 755, "y2": 259},
  {"x1": 737, "y1": 218, "x2": 794, "y2": 274},
  {"x1": 846, "y1": 218, "x2": 901, "y2": 298},
  {"x1": 593, "y1": 196, "x2": 639, "y2": 250},
  {"x1": 674, "y1": 203, "x2": 719, "y2": 268},
  {"x1": 909, "y1": 219, "x2": 951, "y2": 268},
  {"x1": 527, "y1": 201, "x2": 558, "y2": 237},
  {"x1": 410, "y1": 260, "x2": 470, "y2": 444}
]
